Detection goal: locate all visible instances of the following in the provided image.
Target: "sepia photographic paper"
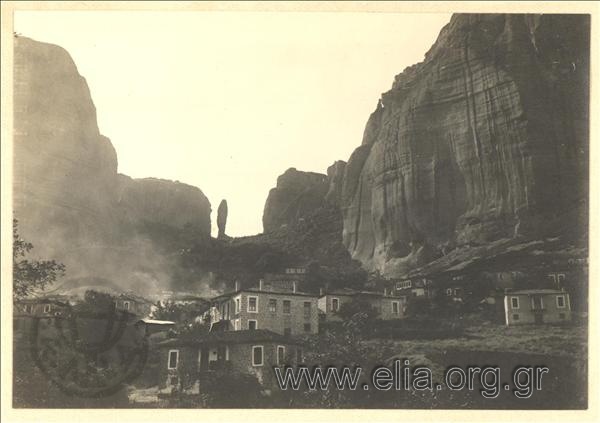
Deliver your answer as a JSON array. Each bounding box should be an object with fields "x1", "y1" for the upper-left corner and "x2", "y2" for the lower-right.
[{"x1": 1, "y1": 2, "x2": 598, "y2": 422}]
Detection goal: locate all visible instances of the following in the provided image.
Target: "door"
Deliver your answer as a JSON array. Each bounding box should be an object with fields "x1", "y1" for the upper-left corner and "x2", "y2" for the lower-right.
[
  {"x1": 532, "y1": 296, "x2": 544, "y2": 324},
  {"x1": 198, "y1": 347, "x2": 209, "y2": 371}
]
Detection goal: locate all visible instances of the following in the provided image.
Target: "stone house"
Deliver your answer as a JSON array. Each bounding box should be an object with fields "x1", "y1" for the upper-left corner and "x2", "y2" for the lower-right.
[
  {"x1": 318, "y1": 288, "x2": 407, "y2": 322},
  {"x1": 206, "y1": 280, "x2": 319, "y2": 336},
  {"x1": 14, "y1": 295, "x2": 70, "y2": 318},
  {"x1": 392, "y1": 277, "x2": 435, "y2": 298},
  {"x1": 115, "y1": 293, "x2": 153, "y2": 317},
  {"x1": 13, "y1": 296, "x2": 71, "y2": 335},
  {"x1": 503, "y1": 289, "x2": 571, "y2": 326},
  {"x1": 157, "y1": 329, "x2": 304, "y2": 391},
  {"x1": 135, "y1": 319, "x2": 176, "y2": 337}
]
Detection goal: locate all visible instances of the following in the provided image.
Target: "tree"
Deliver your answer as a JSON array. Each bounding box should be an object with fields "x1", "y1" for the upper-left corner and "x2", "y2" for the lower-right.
[
  {"x1": 336, "y1": 297, "x2": 378, "y2": 323},
  {"x1": 13, "y1": 219, "x2": 65, "y2": 301},
  {"x1": 83, "y1": 290, "x2": 116, "y2": 311}
]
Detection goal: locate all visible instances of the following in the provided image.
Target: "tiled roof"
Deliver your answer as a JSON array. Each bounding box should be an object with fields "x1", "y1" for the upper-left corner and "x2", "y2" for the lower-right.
[
  {"x1": 320, "y1": 288, "x2": 402, "y2": 298},
  {"x1": 210, "y1": 288, "x2": 318, "y2": 302},
  {"x1": 137, "y1": 319, "x2": 176, "y2": 325},
  {"x1": 507, "y1": 289, "x2": 566, "y2": 295},
  {"x1": 157, "y1": 329, "x2": 303, "y2": 348}
]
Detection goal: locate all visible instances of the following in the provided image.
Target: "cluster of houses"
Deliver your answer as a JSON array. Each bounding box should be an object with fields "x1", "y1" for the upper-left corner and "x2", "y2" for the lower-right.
[{"x1": 13, "y1": 259, "x2": 584, "y2": 397}]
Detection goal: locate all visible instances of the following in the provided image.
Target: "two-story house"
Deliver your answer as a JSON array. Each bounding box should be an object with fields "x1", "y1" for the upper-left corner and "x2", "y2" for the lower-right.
[
  {"x1": 392, "y1": 277, "x2": 435, "y2": 298},
  {"x1": 318, "y1": 288, "x2": 407, "y2": 322},
  {"x1": 503, "y1": 289, "x2": 571, "y2": 326},
  {"x1": 207, "y1": 280, "x2": 319, "y2": 336},
  {"x1": 157, "y1": 329, "x2": 305, "y2": 392},
  {"x1": 115, "y1": 293, "x2": 153, "y2": 318}
]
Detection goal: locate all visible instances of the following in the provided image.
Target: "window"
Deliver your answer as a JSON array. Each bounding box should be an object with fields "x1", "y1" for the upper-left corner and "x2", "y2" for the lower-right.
[
  {"x1": 556, "y1": 295, "x2": 566, "y2": 308},
  {"x1": 25, "y1": 304, "x2": 33, "y2": 314},
  {"x1": 248, "y1": 320, "x2": 257, "y2": 330},
  {"x1": 284, "y1": 327, "x2": 291, "y2": 336},
  {"x1": 303, "y1": 323, "x2": 311, "y2": 333},
  {"x1": 234, "y1": 319, "x2": 240, "y2": 330},
  {"x1": 252, "y1": 346, "x2": 263, "y2": 366},
  {"x1": 513, "y1": 314, "x2": 520, "y2": 321},
  {"x1": 248, "y1": 296, "x2": 258, "y2": 313},
  {"x1": 303, "y1": 301, "x2": 312, "y2": 319},
  {"x1": 268, "y1": 299, "x2": 277, "y2": 313},
  {"x1": 396, "y1": 280, "x2": 412, "y2": 289},
  {"x1": 167, "y1": 349, "x2": 179, "y2": 369},
  {"x1": 392, "y1": 301, "x2": 400, "y2": 314},
  {"x1": 510, "y1": 297, "x2": 519, "y2": 309},
  {"x1": 283, "y1": 300, "x2": 291, "y2": 314},
  {"x1": 331, "y1": 298, "x2": 339, "y2": 312},
  {"x1": 277, "y1": 346, "x2": 285, "y2": 365},
  {"x1": 123, "y1": 301, "x2": 130, "y2": 311},
  {"x1": 446, "y1": 288, "x2": 453, "y2": 296},
  {"x1": 43, "y1": 304, "x2": 51, "y2": 314}
]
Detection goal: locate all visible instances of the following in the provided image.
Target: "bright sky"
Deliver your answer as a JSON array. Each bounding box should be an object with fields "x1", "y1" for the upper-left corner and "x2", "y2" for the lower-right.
[{"x1": 14, "y1": 11, "x2": 451, "y2": 237}]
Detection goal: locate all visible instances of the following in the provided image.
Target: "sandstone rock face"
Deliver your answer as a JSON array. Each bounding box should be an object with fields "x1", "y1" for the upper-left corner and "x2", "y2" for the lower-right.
[
  {"x1": 340, "y1": 14, "x2": 589, "y2": 276},
  {"x1": 324, "y1": 160, "x2": 347, "y2": 206},
  {"x1": 217, "y1": 199, "x2": 228, "y2": 238},
  {"x1": 116, "y1": 176, "x2": 211, "y2": 232},
  {"x1": 262, "y1": 168, "x2": 329, "y2": 232},
  {"x1": 13, "y1": 36, "x2": 212, "y2": 290}
]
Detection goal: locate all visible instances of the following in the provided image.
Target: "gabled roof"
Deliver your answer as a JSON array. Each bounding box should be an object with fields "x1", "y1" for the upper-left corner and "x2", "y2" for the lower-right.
[
  {"x1": 506, "y1": 289, "x2": 567, "y2": 295},
  {"x1": 117, "y1": 292, "x2": 154, "y2": 304},
  {"x1": 320, "y1": 288, "x2": 403, "y2": 299},
  {"x1": 17, "y1": 295, "x2": 71, "y2": 304},
  {"x1": 210, "y1": 288, "x2": 318, "y2": 303},
  {"x1": 137, "y1": 319, "x2": 176, "y2": 325},
  {"x1": 157, "y1": 329, "x2": 303, "y2": 348}
]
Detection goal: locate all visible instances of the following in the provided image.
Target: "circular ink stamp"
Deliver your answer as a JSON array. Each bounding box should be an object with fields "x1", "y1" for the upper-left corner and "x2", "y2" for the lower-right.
[{"x1": 29, "y1": 300, "x2": 149, "y2": 398}]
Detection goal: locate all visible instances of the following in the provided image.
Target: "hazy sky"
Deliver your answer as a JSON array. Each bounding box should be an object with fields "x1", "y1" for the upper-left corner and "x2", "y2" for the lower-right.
[{"x1": 14, "y1": 11, "x2": 451, "y2": 237}]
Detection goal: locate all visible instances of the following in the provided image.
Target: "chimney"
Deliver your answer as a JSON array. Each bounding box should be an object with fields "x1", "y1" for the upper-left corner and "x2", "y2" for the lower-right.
[
  {"x1": 319, "y1": 288, "x2": 324, "y2": 296},
  {"x1": 259, "y1": 279, "x2": 264, "y2": 291},
  {"x1": 293, "y1": 281, "x2": 297, "y2": 293},
  {"x1": 235, "y1": 281, "x2": 240, "y2": 292},
  {"x1": 384, "y1": 288, "x2": 387, "y2": 297}
]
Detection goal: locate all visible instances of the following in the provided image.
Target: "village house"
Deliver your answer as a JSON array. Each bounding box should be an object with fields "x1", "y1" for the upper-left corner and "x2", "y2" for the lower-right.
[
  {"x1": 13, "y1": 295, "x2": 71, "y2": 335},
  {"x1": 261, "y1": 266, "x2": 308, "y2": 287},
  {"x1": 392, "y1": 277, "x2": 435, "y2": 298},
  {"x1": 318, "y1": 288, "x2": 407, "y2": 322},
  {"x1": 135, "y1": 318, "x2": 176, "y2": 337},
  {"x1": 503, "y1": 289, "x2": 571, "y2": 326},
  {"x1": 157, "y1": 329, "x2": 305, "y2": 392},
  {"x1": 206, "y1": 280, "x2": 319, "y2": 336},
  {"x1": 14, "y1": 295, "x2": 71, "y2": 318},
  {"x1": 115, "y1": 293, "x2": 153, "y2": 317}
]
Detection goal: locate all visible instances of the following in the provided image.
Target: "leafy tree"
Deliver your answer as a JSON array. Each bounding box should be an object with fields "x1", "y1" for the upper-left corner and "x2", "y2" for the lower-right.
[
  {"x1": 153, "y1": 301, "x2": 209, "y2": 327},
  {"x1": 336, "y1": 297, "x2": 378, "y2": 323},
  {"x1": 13, "y1": 218, "x2": 65, "y2": 301},
  {"x1": 84, "y1": 290, "x2": 116, "y2": 311}
]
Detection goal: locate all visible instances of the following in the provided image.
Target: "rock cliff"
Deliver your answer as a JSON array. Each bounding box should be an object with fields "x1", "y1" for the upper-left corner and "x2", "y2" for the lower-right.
[
  {"x1": 13, "y1": 36, "x2": 212, "y2": 291},
  {"x1": 339, "y1": 14, "x2": 589, "y2": 276},
  {"x1": 262, "y1": 168, "x2": 330, "y2": 232}
]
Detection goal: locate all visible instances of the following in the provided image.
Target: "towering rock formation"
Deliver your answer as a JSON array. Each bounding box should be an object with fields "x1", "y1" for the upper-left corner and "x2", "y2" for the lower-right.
[
  {"x1": 262, "y1": 168, "x2": 330, "y2": 232},
  {"x1": 340, "y1": 14, "x2": 589, "y2": 275},
  {"x1": 217, "y1": 199, "x2": 228, "y2": 239},
  {"x1": 13, "y1": 36, "x2": 212, "y2": 290}
]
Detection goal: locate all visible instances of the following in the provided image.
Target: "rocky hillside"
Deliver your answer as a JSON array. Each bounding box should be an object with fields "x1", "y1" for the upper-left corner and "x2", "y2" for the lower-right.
[
  {"x1": 261, "y1": 14, "x2": 589, "y2": 278},
  {"x1": 13, "y1": 36, "x2": 212, "y2": 294}
]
